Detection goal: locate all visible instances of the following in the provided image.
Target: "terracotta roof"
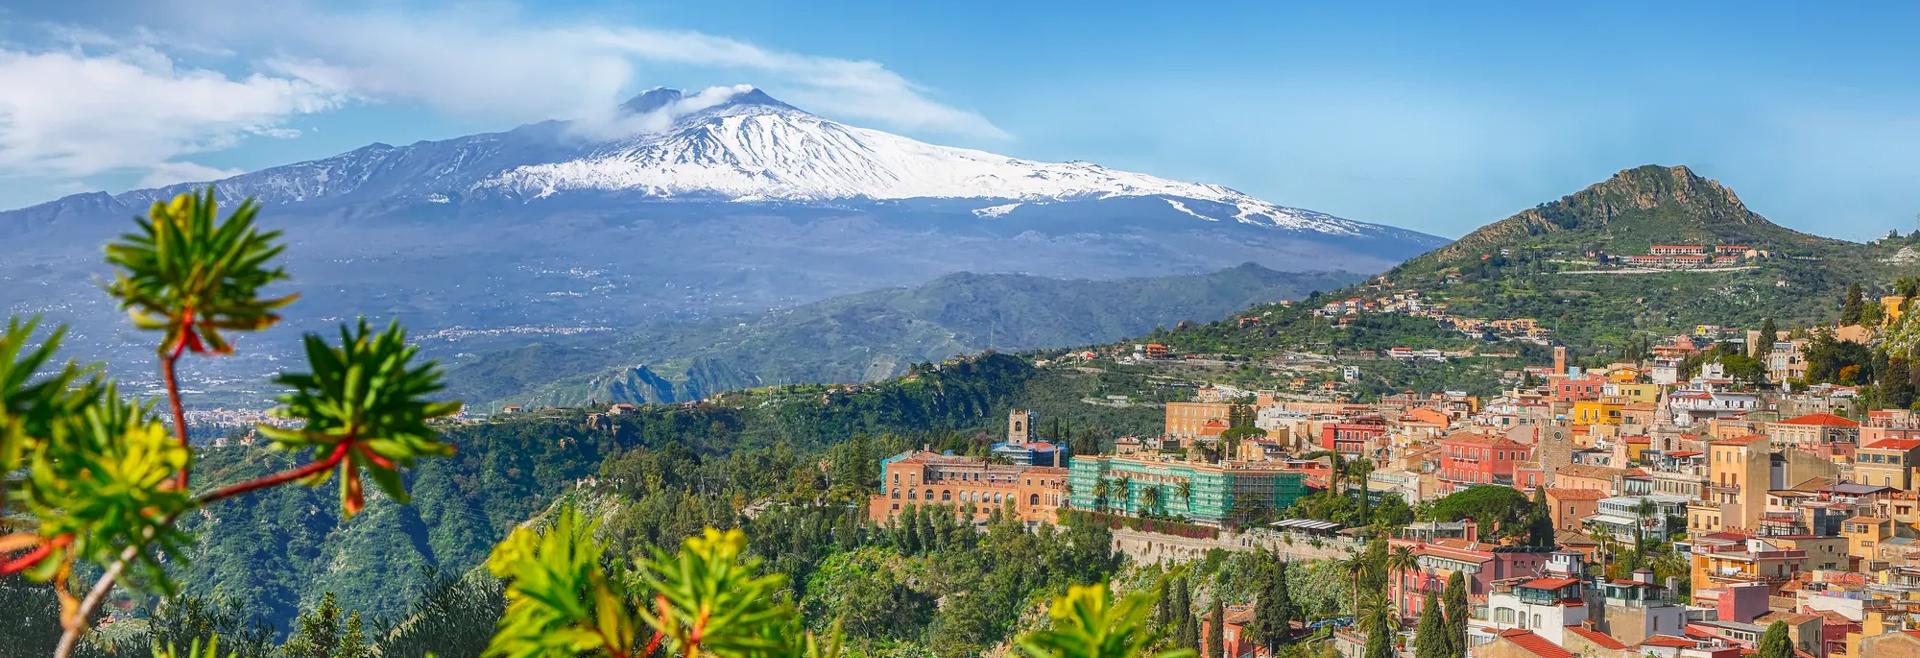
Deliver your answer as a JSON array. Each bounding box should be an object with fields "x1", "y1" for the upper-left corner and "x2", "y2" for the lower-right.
[
  {"x1": 1520, "y1": 577, "x2": 1582, "y2": 590},
  {"x1": 1556, "y1": 464, "x2": 1627, "y2": 480},
  {"x1": 1496, "y1": 629, "x2": 1575, "y2": 658},
  {"x1": 1710, "y1": 434, "x2": 1769, "y2": 446},
  {"x1": 1564, "y1": 626, "x2": 1629, "y2": 650},
  {"x1": 1864, "y1": 438, "x2": 1920, "y2": 451},
  {"x1": 1545, "y1": 488, "x2": 1608, "y2": 501},
  {"x1": 1638, "y1": 635, "x2": 1694, "y2": 648},
  {"x1": 1778, "y1": 413, "x2": 1859, "y2": 428},
  {"x1": 1757, "y1": 611, "x2": 1820, "y2": 625}
]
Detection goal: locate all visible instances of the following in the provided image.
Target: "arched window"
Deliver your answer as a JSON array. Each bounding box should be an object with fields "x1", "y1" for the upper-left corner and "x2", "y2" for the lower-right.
[
  {"x1": 890, "y1": 489, "x2": 899, "y2": 499},
  {"x1": 907, "y1": 489, "x2": 917, "y2": 500},
  {"x1": 942, "y1": 490, "x2": 952, "y2": 502},
  {"x1": 1030, "y1": 493, "x2": 1040, "y2": 506}
]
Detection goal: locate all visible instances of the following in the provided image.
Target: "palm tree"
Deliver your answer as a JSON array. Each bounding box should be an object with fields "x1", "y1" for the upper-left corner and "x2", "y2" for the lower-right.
[
  {"x1": 1384, "y1": 545, "x2": 1419, "y2": 610},
  {"x1": 1591, "y1": 530, "x2": 1622, "y2": 580},
  {"x1": 1142, "y1": 486, "x2": 1162, "y2": 519},
  {"x1": 1177, "y1": 479, "x2": 1194, "y2": 514},
  {"x1": 1337, "y1": 551, "x2": 1376, "y2": 620},
  {"x1": 1092, "y1": 478, "x2": 1111, "y2": 514},
  {"x1": 1116, "y1": 476, "x2": 1133, "y2": 515},
  {"x1": 1633, "y1": 498, "x2": 1659, "y2": 554}
]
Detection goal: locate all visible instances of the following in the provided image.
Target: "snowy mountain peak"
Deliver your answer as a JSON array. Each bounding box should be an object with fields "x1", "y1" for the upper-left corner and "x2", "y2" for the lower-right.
[
  {"x1": 8, "y1": 82, "x2": 1436, "y2": 245},
  {"x1": 476, "y1": 86, "x2": 1395, "y2": 235},
  {"x1": 618, "y1": 86, "x2": 798, "y2": 120}
]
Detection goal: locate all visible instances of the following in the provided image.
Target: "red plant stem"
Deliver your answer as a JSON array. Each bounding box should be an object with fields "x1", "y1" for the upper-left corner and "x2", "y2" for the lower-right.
[
  {"x1": 196, "y1": 442, "x2": 350, "y2": 506},
  {"x1": 163, "y1": 313, "x2": 193, "y2": 490},
  {"x1": 54, "y1": 444, "x2": 350, "y2": 658},
  {"x1": 0, "y1": 537, "x2": 56, "y2": 574}
]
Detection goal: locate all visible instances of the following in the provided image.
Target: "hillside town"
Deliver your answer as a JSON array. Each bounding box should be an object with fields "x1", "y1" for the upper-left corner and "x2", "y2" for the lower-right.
[{"x1": 868, "y1": 292, "x2": 1920, "y2": 658}]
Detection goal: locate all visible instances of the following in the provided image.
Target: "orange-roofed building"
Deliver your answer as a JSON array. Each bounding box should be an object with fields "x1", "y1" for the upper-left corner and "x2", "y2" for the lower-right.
[
  {"x1": 1480, "y1": 629, "x2": 1576, "y2": 658},
  {"x1": 1438, "y1": 431, "x2": 1532, "y2": 494},
  {"x1": 1544, "y1": 488, "x2": 1606, "y2": 531},
  {"x1": 1563, "y1": 626, "x2": 1630, "y2": 656},
  {"x1": 1856, "y1": 438, "x2": 1920, "y2": 489},
  {"x1": 1768, "y1": 413, "x2": 1860, "y2": 452}
]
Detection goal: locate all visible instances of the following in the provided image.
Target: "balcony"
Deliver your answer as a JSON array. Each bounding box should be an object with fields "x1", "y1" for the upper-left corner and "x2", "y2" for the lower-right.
[{"x1": 1706, "y1": 570, "x2": 1792, "y2": 584}]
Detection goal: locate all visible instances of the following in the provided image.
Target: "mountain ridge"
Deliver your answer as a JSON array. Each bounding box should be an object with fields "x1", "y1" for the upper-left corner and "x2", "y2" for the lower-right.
[
  {"x1": 1420, "y1": 164, "x2": 1839, "y2": 268},
  {"x1": 442, "y1": 263, "x2": 1362, "y2": 409},
  {"x1": 5, "y1": 86, "x2": 1437, "y2": 243}
]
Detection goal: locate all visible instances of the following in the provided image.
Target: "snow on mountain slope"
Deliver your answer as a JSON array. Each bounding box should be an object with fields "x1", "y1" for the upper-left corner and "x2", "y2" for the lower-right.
[
  {"x1": 6, "y1": 86, "x2": 1426, "y2": 244},
  {"x1": 478, "y1": 88, "x2": 1379, "y2": 235}
]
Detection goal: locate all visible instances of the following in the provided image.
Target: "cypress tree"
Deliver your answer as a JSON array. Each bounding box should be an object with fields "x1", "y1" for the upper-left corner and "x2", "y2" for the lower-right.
[
  {"x1": 1174, "y1": 578, "x2": 1199, "y2": 651},
  {"x1": 282, "y1": 592, "x2": 343, "y2": 658},
  {"x1": 1207, "y1": 598, "x2": 1225, "y2": 658},
  {"x1": 1757, "y1": 621, "x2": 1794, "y2": 658},
  {"x1": 1258, "y1": 559, "x2": 1295, "y2": 650},
  {"x1": 1362, "y1": 603, "x2": 1393, "y2": 658},
  {"x1": 337, "y1": 612, "x2": 368, "y2": 658},
  {"x1": 1527, "y1": 487, "x2": 1555, "y2": 548},
  {"x1": 1442, "y1": 571, "x2": 1468, "y2": 657},
  {"x1": 1845, "y1": 283, "x2": 1866, "y2": 324},
  {"x1": 1413, "y1": 591, "x2": 1447, "y2": 658},
  {"x1": 902, "y1": 505, "x2": 921, "y2": 553}
]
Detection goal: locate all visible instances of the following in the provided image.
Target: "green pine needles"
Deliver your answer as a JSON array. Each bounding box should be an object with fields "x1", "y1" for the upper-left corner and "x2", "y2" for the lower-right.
[
  {"x1": 105, "y1": 189, "x2": 295, "y2": 356},
  {"x1": 484, "y1": 507, "x2": 840, "y2": 658},
  {"x1": 1017, "y1": 583, "x2": 1194, "y2": 658},
  {"x1": 254, "y1": 320, "x2": 461, "y2": 515},
  {"x1": 0, "y1": 189, "x2": 459, "y2": 658}
]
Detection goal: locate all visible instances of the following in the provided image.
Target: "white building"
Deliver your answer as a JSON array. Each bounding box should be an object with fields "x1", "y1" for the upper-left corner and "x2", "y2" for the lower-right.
[{"x1": 1484, "y1": 553, "x2": 1588, "y2": 645}]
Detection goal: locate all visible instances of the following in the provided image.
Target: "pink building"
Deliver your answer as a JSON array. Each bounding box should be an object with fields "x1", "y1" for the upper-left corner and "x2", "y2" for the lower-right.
[{"x1": 1387, "y1": 521, "x2": 1554, "y2": 621}]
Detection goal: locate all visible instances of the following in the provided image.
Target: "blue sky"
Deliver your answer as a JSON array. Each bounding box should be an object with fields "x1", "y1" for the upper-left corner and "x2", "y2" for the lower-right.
[{"x1": 2, "y1": 1, "x2": 1918, "y2": 240}]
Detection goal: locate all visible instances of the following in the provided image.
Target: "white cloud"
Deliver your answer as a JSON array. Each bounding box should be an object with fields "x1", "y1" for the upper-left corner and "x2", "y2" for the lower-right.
[
  {"x1": 571, "y1": 84, "x2": 759, "y2": 140},
  {"x1": 215, "y1": 3, "x2": 1006, "y2": 139},
  {"x1": 0, "y1": 44, "x2": 342, "y2": 178},
  {"x1": 138, "y1": 160, "x2": 247, "y2": 188},
  {"x1": 0, "y1": 3, "x2": 1004, "y2": 189}
]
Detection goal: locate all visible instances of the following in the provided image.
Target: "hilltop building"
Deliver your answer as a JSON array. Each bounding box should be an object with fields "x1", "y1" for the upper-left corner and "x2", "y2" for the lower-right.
[{"x1": 1066, "y1": 454, "x2": 1306, "y2": 525}]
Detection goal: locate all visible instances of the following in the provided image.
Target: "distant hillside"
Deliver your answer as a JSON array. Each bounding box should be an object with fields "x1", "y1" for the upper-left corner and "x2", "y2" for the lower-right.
[
  {"x1": 444, "y1": 264, "x2": 1361, "y2": 408},
  {"x1": 1379, "y1": 165, "x2": 1900, "y2": 352},
  {"x1": 1115, "y1": 165, "x2": 1914, "y2": 363},
  {"x1": 1409, "y1": 164, "x2": 1845, "y2": 272}
]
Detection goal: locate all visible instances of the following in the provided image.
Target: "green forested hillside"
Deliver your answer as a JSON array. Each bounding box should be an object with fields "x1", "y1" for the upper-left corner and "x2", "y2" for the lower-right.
[
  {"x1": 1126, "y1": 165, "x2": 1918, "y2": 361},
  {"x1": 1382, "y1": 164, "x2": 1902, "y2": 351},
  {"x1": 442, "y1": 264, "x2": 1361, "y2": 410},
  {"x1": 162, "y1": 354, "x2": 1060, "y2": 629}
]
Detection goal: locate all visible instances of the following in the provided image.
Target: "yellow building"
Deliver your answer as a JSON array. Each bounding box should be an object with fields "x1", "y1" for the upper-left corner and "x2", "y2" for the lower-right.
[
  {"x1": 1688, "y1": 534, "x2": 1809, "y2": 598},
  {"x1": 1607, "y1": 383, "x2": 1660, "y2": 405},
  {"x1": 1843, "y1": 515, "x2": 1893, "y2": 563},
  {"x1": 1856, "y1": 438, "x2": 1920, "y2": 489},
  {"x1": 1883, "y1": 295, "x2": 1908, "y2": 327},
  {"x1": 1164, "y1": 402, "x2": 1233, "y2": 441},
  {"x1": 1570, "y1": 399, "x2": 1625, "y2": 425},
  {"x1": 1691, "y1": 434, "x2": 1770, "y2": 534}
]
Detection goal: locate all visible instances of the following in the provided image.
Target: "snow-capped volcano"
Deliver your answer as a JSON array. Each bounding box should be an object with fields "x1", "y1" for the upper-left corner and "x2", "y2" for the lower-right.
[
  {"x1": 0, "y1": 83, "x2": 1445, "y2": 408},
  {"x1": 476, "y1": 87, "x2": 1376, "y2": 235}
]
